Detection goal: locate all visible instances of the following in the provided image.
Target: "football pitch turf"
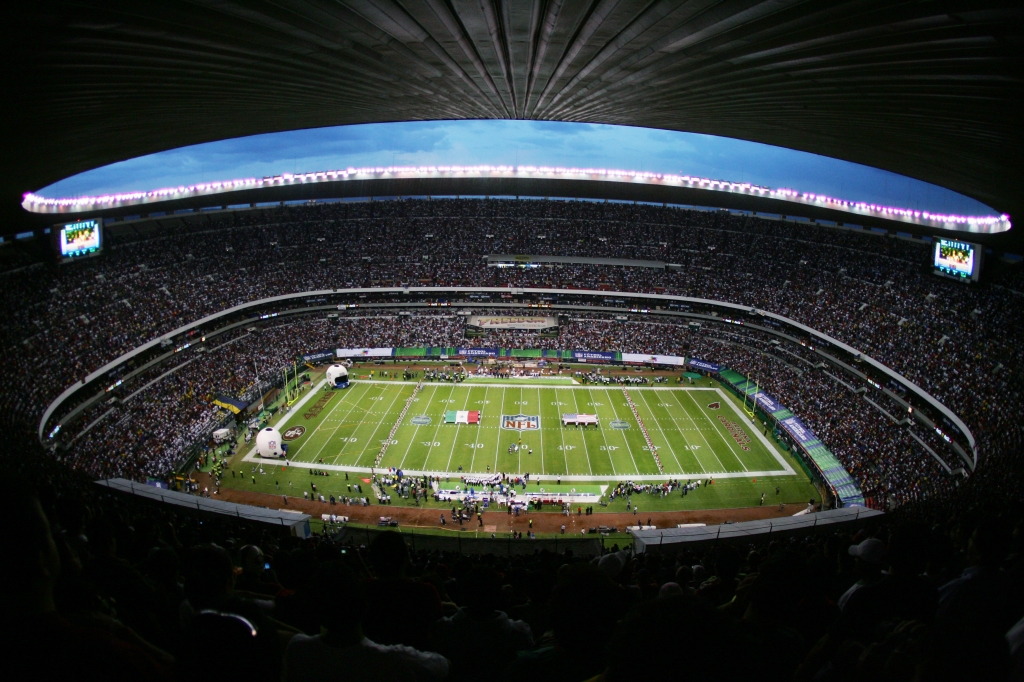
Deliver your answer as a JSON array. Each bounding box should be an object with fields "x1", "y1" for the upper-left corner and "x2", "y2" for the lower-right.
[{"x1": 243, "y1": 379, "x2": 799, "y2": 481}]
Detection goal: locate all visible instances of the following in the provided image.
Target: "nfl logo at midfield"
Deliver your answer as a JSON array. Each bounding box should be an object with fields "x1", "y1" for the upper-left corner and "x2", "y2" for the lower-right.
[{"x1": 502, "y1": 414, "x2": 540, "y2": 431}]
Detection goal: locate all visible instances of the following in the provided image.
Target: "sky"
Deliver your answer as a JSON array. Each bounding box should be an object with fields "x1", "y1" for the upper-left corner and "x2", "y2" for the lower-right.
[{"x1": 37, "y1": 120, "x2": 997, "y2": 216}]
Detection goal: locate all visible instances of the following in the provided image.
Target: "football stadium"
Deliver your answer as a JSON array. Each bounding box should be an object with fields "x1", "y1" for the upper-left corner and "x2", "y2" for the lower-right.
[{"x1": 6, "y1": 3, "x2": 1024, "y2": 680}]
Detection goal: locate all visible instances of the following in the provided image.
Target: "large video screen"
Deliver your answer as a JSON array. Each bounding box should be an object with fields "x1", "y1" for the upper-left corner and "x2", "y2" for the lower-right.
[
  {"x1": 933, "y1": 238, "x2": 980, "y2": 282},
  {"x1": 58, "y1": 219, "x2": 102, "y2": 260}
]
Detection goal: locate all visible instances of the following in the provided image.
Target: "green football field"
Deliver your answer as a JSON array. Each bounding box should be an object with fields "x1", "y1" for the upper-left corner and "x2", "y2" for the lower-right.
[{"x1": 243, "y1": 379, "x2": 798, "y2": 481}]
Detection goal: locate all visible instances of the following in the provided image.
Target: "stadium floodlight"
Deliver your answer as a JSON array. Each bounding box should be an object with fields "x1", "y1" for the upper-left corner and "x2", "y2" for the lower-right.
[{"x1": 22, "y1": 164, "x2": 1012, "y2": 234}]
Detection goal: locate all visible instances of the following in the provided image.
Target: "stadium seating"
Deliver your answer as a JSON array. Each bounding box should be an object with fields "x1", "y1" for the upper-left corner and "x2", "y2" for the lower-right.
[
  {"x1": 6, "y1": 198, "x2": 1024, "y2": 681},
  {"x1": 5, "y1": 199, "x2": 1017, "y2": 509}
]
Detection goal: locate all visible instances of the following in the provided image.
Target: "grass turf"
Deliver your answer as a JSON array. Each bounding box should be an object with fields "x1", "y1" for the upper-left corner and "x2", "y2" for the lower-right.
[{"x1": 218, "y1": 375, "x2": 819, "y2": 513}]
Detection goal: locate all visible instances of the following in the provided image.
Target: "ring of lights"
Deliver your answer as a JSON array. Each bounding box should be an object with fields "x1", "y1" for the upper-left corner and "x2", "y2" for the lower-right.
[{"x1": 24, "y1": 165, "x2": 1010, "y2": 234}]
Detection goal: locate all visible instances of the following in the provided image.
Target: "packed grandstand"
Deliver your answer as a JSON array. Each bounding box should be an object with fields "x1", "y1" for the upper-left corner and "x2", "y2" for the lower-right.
[
  {"x1": 1, "y1": 199, "x2": 1016, "y2": 510},
  {"x1": 4, "y1": 194, "x2": 1022, "y2": 682},
  {"x1": 11, "y1": 0, "x2": 1024, "y2": 678}
]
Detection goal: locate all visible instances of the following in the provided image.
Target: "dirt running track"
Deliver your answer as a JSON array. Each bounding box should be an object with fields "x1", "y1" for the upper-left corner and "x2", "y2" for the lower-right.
[{"x1": 198, "y1": 475, "x2": 808, "y2": 535}]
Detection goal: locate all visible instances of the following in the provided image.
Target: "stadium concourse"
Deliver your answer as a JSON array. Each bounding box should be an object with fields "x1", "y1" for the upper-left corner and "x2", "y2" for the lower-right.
[{"x1": 4, "y1": 199, "x2": 1024, "y2": 681}]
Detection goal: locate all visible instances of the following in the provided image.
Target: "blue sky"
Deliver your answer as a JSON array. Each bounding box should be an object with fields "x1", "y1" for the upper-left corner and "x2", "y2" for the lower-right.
[{"x1": 38, "y1": 120, "x2": 996, "y2": 216}]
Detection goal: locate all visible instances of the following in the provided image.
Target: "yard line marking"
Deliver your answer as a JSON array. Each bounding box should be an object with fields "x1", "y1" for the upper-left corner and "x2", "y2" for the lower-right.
[
  {"x1": 605, "y1": 387, "x2": 648, "y2": 475},
  {"x1": 326, "y1": 384, "x2": 392, "y2": 464},
  {"x1": 328, "y1": 385, "x2": 390, "y2": 464},
  {"x1": 491, "y1": 387, "x2": 507, "y2": 474},
  {"x1": 395, "y1": 385, "x2": 430, "y2": 471},
  {"x1": 536, "y1": 387, "x2": 545, "y2": 474},
  {"x1": 588, "y1": 387, "x2": 626, "y2": 474},
  {"x1": 445, "y1": 384, "x2": 476, "y2": 473},
  {"x1": 265, "y1": 456, "x2": 796, "y2": 481},
  {"x1": 682, "y1": 389, "x2": 749, "y2": 472},
  {"x1": 555, "y1": 389, "x2": 570, "y2": 474},
  {"x1": 420, "y1": 384, "x2": 458, "y2": 471},
  {"x1": 468, "y1": 386, "x2": 489, "y2": 472},
  {"x1": 717, "y1": 388, "x2": 795, "y2": 474},
  {"x1": 669, "y1": 390, "x2": 729, "y2": 473},
  {"x1": 634, "y1": 389, "x2": 690, "y2": 475},
  {"x1": 350, "y1": 383, "x2": 411, "y2": 468},
  {"x1": 300, "y1": 383, "x2": 374, "y2": 463},
  {"x1": 290, "y1": 382, "x2": 365, "y2": 460},
  {"x1": 569, "y1": 388, "x2": 596, "y2": 475}
]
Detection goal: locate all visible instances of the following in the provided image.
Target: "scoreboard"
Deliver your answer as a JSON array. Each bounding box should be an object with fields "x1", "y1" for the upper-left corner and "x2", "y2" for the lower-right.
[{"x1": 933, "y1": 238, "x2": 980, "y2": 283}]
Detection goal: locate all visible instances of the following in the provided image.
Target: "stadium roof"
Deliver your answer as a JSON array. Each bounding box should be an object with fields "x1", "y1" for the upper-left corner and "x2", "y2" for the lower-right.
[{"x1": 9, "y1": 1, "x2": 1024, "y2": 244}]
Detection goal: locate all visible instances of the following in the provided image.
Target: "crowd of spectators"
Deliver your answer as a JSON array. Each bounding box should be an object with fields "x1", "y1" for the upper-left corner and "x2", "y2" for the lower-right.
[
  {"x1": 8, "y1": 446, "x2": 1023, "y2": 682},
  {"x1": 2, "y1": 198, "x2": 1021, "y2": 511}
]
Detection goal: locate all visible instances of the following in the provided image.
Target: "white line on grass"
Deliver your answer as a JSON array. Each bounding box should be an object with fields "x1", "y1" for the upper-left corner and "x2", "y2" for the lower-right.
[
  {"x1": 468, "y1": 386, "x2": 489, "y2": 472},
  {"x1": 302, "y1": 384, "x2": 374, "y2": 463},
  {"x1": 420, "y1": 385, "x2": 458, "y2": 471},
  {"x1": 606, "y1": 388, "x2": 648, "y2": 475},
  {"x1": 395, "y1": 386, "x2": 429, "y2": 471},
  {"x1": 718, "y1": 388, "x2": 795, "y2": 474},
  {"x1": 491, "y1": 387, "x2": 507, "y2": 473},
  {"x1": 675, "y1": 387, "x2": 741, "y2": 473},
  {"x1": 634, "y1": 389, "x2": 691, "y2": 475},
  {"x1": 683, "y1": 389, "x2": 750, "y2": 472},
  {"x1": 664, "y1": 389, "x2": 724, "y2": 473},
  {"x1": 327, "y1": 386, "x2": 388, "y2": 464},
  {"x1": 350, "y1": 384, "x2": 410, "y2": 468},
  {"x1": 241, "y1": 378, "x2": 330, "y2": 464},
  {"x1": 536, "y1": 387, "x2": 545, "y2": 474},
  {"x1": 587, "y1": 387, "x2": 625, "y2": 474},
  {"x1": 266, "y1": 457, "x2": 796, "y2": 481},
  {"x1": 555, "y1": 389, "x2": 570, "y2": 473},
  {"x1": 569, "y1": 388, "x2": 597, "y2": 475},
  {"x1": 444, "y1": 384, "x2": 477, "y2": 472}
]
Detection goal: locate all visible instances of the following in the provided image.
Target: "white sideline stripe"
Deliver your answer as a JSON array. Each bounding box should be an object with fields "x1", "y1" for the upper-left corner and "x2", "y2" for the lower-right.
[
  {"x1": 718, "y1": 388, "x2": 795, "y2": 475},
  {"x1": 242, "y1": 379, "x2": 328, "y2": 463},
  {"x1": 352, "y1": 380, "x2": 718, "y2": 390},
  {"x1": 236, "y1": 456, "x2": 795, "y2": 481}
]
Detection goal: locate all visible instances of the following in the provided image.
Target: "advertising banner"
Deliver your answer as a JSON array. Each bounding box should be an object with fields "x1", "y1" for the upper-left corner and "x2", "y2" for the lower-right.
[
  {"x1": 686, "y1": 358, "x2": 721, "y2": 373},
  {"x1": 336, "y1": 348, "x2": 393, "y2": 358},
  {"x1": 301, "y1": 349, "x2": 335, "y2": 363},
  {"x1": 780, "y1": 416, "x2": 814, "y2": 445},
  {"x1": 753, "y1": 391, "x2": 785, "y2": 414},
  {"x1": 621, "y1": 353, "x2": 686, "y2": 366},
  {"x1": 456, "y1": 347, "x2": 499, "y2": 357},
  {"x1": 467, "y1": 315, "x2": 558, "y2": 330},
  {"x1": 570, "y1": 350, "x2": 620, "y2": 362}
]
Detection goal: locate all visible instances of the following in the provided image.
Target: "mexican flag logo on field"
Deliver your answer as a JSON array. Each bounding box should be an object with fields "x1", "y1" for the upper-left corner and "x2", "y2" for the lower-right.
[{"x1": 445, "y1": 410, "x2": 480, "y2": 424}]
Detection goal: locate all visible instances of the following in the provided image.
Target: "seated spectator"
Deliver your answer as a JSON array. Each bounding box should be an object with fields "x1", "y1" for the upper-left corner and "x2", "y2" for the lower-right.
[
  {"x1": 838, "y1": 537, "x2": 886, "y2": 610},
  {"x1": 431, "y1": 565, "x2": 533, "y2": 673},
  {"x1": 837, "y1": 523, "x2": 938, "y2": 635},
  {"x1": 235, "y1": 545, "x2": 286, "y2": 597},
  {"x1": 600, "y1": 595, "x2": 753, "y2": 681},
  {"x1": 505, "y1": 565, "x2": 625, "y2": 682},
  {"x1": 362, "y1": 532, "x2": 443, "y2": 649},
  {"x1": 179, "y1": 544, "x2": 288, "y2": 681},
  {"x1": 937, "y1": 521, "x2": 1017, "y2": 634},
  {"x1": 2, "y1": 491, "x2": 173, "y2": 681},
  {"x1": 283, "y1": 561, "x2": 448, "y2": 682}
]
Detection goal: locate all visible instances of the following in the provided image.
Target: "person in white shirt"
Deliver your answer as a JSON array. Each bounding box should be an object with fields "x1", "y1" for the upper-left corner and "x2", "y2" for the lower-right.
[{"x1": 283, "y1": 562, "x2": 448, "y2": 682}]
